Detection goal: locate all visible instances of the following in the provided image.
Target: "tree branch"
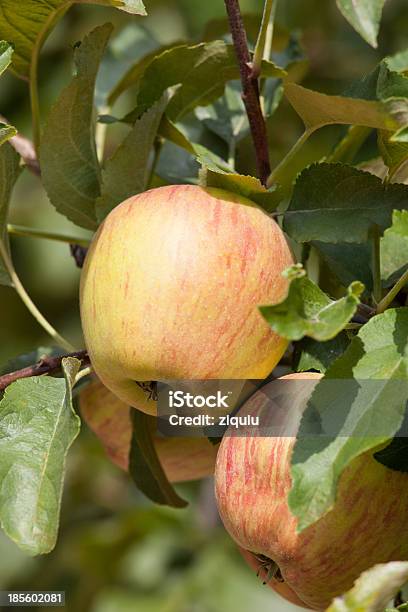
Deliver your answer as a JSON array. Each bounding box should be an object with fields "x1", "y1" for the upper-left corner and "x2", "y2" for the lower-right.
[
  {"x1": 224, "y1": 0, "x2": 271, "y2": 186},
  {"x1": 0, "y1": 350, "x2": 90, "y2": 391}
]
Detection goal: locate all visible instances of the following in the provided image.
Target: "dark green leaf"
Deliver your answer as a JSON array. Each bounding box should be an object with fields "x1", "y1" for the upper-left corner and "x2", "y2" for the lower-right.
[
  {"x1": 260, "y1": 264, "x2": 363, "y2": 341},
  {"x1": 0, "y1": 143, "x2": 21, "y2": 286},
  {"x1": 41, "y1": 24, "x2": 112, "y2": 230},
  {"x1": 129, "y1": 410, "x2": 188, "y2": 509},
  {"x1": 313, "y1": 241, "x2": 373, "y2": 293},
  {"x1": 284, "y1": 163, "x2": 408, "y2": 243},
  {"x1": 108, "y1": 41, "x2": 182, "y2": 106},
  {"x1": 289, "y1": 308, "x2": 408, "y2": 532},
  {"x1": 293, "y1": 332, "x2": 350, "y2": 373},
  {"x1": 123, "y1": 42, "x2": 285, "y2": 123},
  {"x1": 336, "y1": 0, "x2": 385, "y2": 47},
  {"x1": 96, "y1": 94, "x2": 169, "y2": 221},
  {"x1": 0, "y1": 0, "x2": 146, "y2": 79},
  {"x1": 0, "y1": 357, "x2": 81, "y2": 554}
]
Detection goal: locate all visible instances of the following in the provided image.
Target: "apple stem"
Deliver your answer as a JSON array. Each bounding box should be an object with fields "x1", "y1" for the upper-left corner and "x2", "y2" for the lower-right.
[{"x1": 224, "y1": 0, "x2": 271, "y2": 186}]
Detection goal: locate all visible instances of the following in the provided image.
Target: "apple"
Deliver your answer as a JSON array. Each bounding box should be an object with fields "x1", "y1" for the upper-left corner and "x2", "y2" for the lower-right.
[
  {"x1": 80, "y1": 378, "x2": 218, "y2": 482},
  {"x1": 80, "y1": 185, "x2": 294, "y2": 412},
  {"x1": 215, "y1": 372, "x2": 408, "y2": 611}
]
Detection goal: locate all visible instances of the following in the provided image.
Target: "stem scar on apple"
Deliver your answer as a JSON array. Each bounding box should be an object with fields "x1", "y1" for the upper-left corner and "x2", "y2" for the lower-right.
[{"x1": 253, "y1": 553, "x2": 284, "y2": 584}]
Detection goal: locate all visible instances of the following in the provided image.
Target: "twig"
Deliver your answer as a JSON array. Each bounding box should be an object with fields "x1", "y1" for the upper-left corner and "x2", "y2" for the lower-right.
[
  {"x1": 8, "y1": 224, "x2": 91, "y2": 247},
  {"x1": 0, "y1": 239, "x2": 76, "y2": 351},
  {"x1": 0, "y1": 350, "x2": 89, "y2": 391},
  {"x1": 377, "y1": 267, "x2": 408, "y2": 314},
  {"x1": 224, "y1": 0, "x2": 271, "y2": 185}
]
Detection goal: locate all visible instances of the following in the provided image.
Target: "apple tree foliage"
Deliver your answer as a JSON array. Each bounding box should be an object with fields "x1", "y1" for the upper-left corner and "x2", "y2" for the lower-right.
[{"x1": 0, "y1": 1, "x2": 407, "y2": 604}]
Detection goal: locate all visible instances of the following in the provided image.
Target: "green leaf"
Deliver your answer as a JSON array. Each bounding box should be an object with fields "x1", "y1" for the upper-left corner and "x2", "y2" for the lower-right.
[
  {"x1": 199, "y1": 159, "x2": 283, "y2": 213},
  {"x1": 381, "y1": 210, "x2": 408, "y2": 286},
  {"x1": 41, "y1": 24, "x2": 112, "y2": 230},
  {"x1": 123, "y1": 41, "x2": 286, "y2": 123},
  {"x1": 312, "y1": 242, "x2": 373, "y2": 293},
  {"x1": 260, "y1": 265, "x2": 363, "y2": 341},
  {"x1": 327, "y1": 562, "x2": 408, "y2": 612},
  {"x1": 293, "y1": 332, "x2": 350, "y2": 374},
  {"x1": 0, "y1": 123, "x2": 17, "y2": 147},
  {"x1": 96, "y1": 94, "x2": 169, "y2": 221},
  {"x1": 107, "y1": 41, "x2": 182, "y2": 106},
  {"x1": 284, "y1": 163, "x2": 408, "y2": 244},
  {"x1": 195, "y1": 81, "x2": 249, "y2": 147},
  {"x1": 0, "y1": 0, "x2": 146, "y2": 79},
  {"x1": 336, "y1": 0, "x2": 385, "y2": 47},
  {"x1": 95, "y1": 23, "x2": 164, "y2": 110},
  {"x1": 129, "y1": 410, "x2": 188, "y2": 509},
  {"x1": 284, "y1": 81, "x2": 406, "y2": 136},
  {"x1": 0, "y1": 40, "x2": 12, "y2": 76},
  {"x1": 0, "y1": 357, "x2": 81, "y2": 555},
  {"x1": 289, "y1": 308, "x2": 408, "y2": 532},
  {"x1": 0, "y1": 143, "x2": 21, "y2": 286}
]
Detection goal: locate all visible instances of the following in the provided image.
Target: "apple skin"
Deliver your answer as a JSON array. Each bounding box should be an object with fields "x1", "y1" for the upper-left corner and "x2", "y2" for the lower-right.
[
  {"x1": 215, "y1": 372, "x2": 408, "y2": 611},
  {"x1": 80, "y1": 185, "x2": 294, "y2": 412},
  {"x1": 80, "y1": 378, "x2": 218, "y2": 483}
]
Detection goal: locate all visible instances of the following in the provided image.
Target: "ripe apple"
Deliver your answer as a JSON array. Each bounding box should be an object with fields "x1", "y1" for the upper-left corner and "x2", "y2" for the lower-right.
[
  {"x1": 80, "y1": 185, "x2": 294, "y2": 412},
  {"x1": 80, "y1": 378, "x2": 218, "y2": 482},
  {"x1": 215, "y1": 372, "x2": 408, "y2": 611}
]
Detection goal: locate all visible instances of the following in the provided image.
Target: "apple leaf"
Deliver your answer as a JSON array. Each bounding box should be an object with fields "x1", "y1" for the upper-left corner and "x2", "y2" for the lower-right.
[
  {"x1": 335, "y1": 0, "x2": 385, "y2": 48},
  {"x1": 0, "y1": 40, "x2": 12, "y2": 76},
  {"x1": 195, "y1": 82, "x2": 249, "y2": 148},
  {"x1": 199, "y1": 158, "x2": 283, "y2": 213},
  {"x1": 0, "y1": 357, "x2": 81, "y2": 555},
  {"x1": 312, "y1": 242, "x2": 373, "y2": 293},
  {"x1": 281, "y1": 53, "x2": 408, "y2": 174},
  {"x1": 293, "y1": 333, "x2": 350, "y2": 374},
  {"x1": 289, "y1": 308, "x2": 408, "y2": 533},
  {"x1": 0, "y1": 0, "x2": 146, "y2": 79},
  {"x1": 327, "y1": 562, "x2": 408, "y2": 612},
  {"x1": 0, "y1": 143, "x2": 21, "y2": 286},
  {"x1": 123, "y1": 41, "x2": 286, "y2": 123},
  {"x1": 259, "y1": 265, "x2": 363, "y2": 341},
  {"x1": 129, "y1": 410, "x2": 188, "y2": 509},
  {"x1": 96, "y1": 94, "x2": 169, "y2": 221},
  {"x1": 107, "y1": 41, "x2": 182, "y2": 106},
  {"x1": 0, "y1": 123, "x2": 17, "y2": 147},
  {"x1": 284, "y1": 82, "x2": 400, "y2": 134},
  {"x1": 41, "y1": 24, "x2": 112, "y2": 230},
  {"x1": 381, "y1": 210, "x2": 408, "y2": 286},
  {"x1": 284, "y1": 163, "x2": 408, "y2": 244}
]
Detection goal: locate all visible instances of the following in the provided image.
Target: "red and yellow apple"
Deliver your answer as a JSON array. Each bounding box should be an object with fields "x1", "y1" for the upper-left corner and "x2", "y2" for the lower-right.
[
  {"x1": 80, "y1": 378, "x2": 218, "y2": 482},
  {"x1": 80, "y1": 185, "x2": 294, "y2": 412},
  {"x1": 215, "y1": 372, "x2": 408, "y2": 610}
]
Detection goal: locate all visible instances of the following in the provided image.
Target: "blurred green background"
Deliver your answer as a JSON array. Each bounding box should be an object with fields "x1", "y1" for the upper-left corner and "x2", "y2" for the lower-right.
[{"x1": 1, "y1": 1, "x2": 408, "y2": 610}]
